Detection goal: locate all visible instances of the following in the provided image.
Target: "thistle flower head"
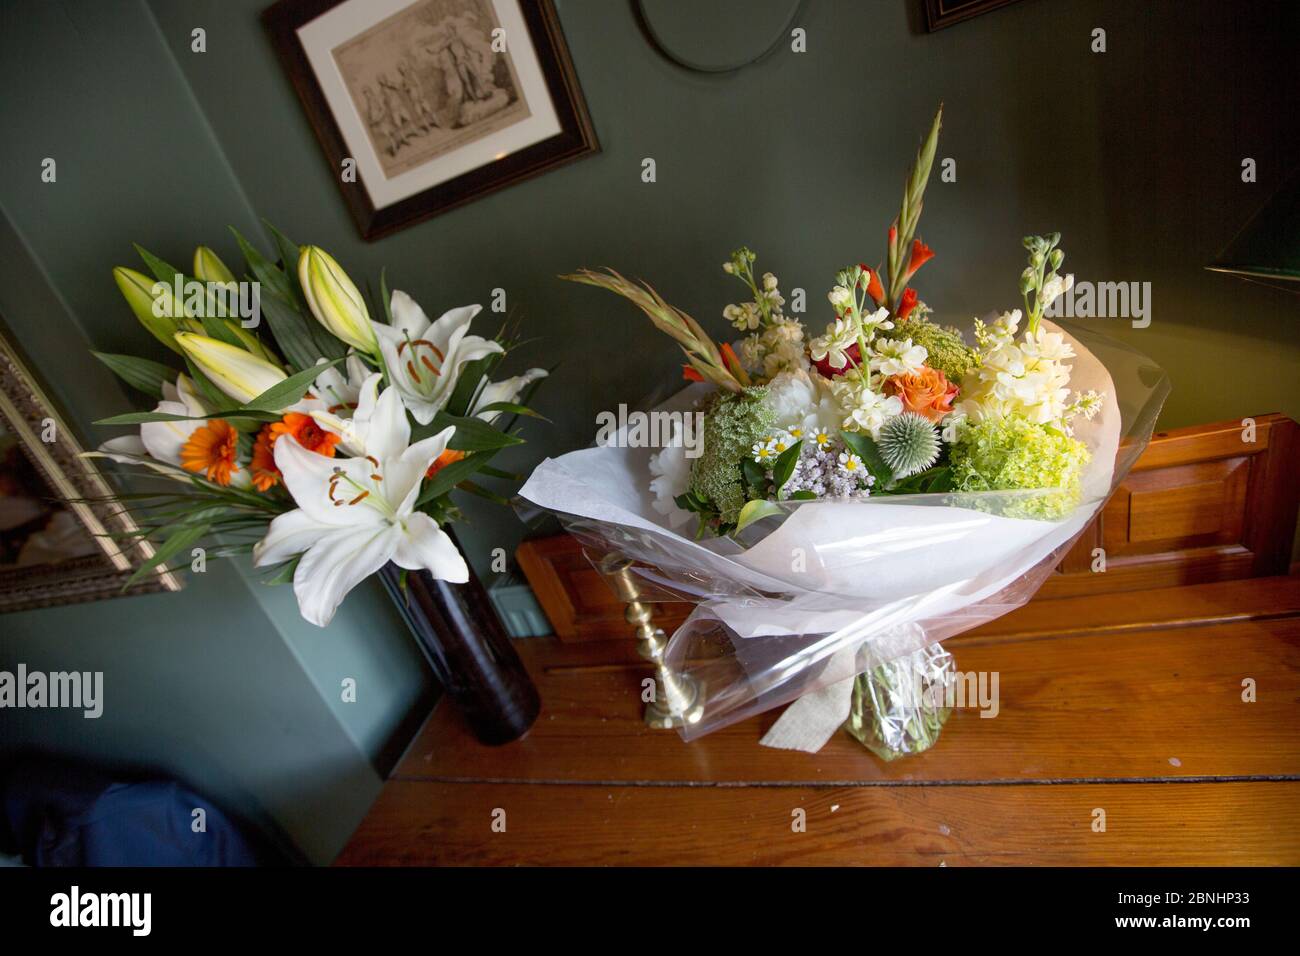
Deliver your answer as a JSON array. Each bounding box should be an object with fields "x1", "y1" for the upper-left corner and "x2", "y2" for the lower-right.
[{"x1": 878, "y1": 411, "x2": 941, "y2": 478}]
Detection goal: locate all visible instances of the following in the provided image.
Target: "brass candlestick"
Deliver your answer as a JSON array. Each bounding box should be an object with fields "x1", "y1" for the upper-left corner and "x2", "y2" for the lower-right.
[{"x1": 597, "y1": 553, "x2": 704, "y2": 729}]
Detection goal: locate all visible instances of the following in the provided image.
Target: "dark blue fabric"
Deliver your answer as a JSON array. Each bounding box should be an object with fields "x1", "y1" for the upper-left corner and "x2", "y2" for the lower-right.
[{"x1": 1, "y1": 759, "x2": 270, "y2": 866}]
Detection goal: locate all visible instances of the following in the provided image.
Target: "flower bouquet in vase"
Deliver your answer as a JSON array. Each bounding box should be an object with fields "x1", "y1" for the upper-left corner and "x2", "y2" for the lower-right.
[
  {"x1": 89, "y1": 226, "x2": 547, "y2": 744},
  {"x1": 519, "y1": 106, "x2": 1170, "y2": 757}
]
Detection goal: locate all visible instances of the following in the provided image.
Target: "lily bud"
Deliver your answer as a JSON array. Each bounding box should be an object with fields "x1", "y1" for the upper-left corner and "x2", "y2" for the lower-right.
[
  {"x1": 193, "y1": 246, "x2": 237, "y2": 285},
  {"x1": 298, "y1": 246, "x2": 377, "y2": 354},
  {"x1": 114, "y1": 266, "x2": 188, "y2": 354},
  {"x1": 175, "y1": 332, "x2": 287, "y2": 405}
]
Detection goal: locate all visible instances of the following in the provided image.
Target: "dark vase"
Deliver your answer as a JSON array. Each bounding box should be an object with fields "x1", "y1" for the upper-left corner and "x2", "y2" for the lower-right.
[{"x1": 379, "y1": 551, "x2": 540, "y2": 746}]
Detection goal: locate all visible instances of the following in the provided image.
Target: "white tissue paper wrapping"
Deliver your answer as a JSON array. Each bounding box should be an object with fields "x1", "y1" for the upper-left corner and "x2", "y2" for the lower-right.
[{"x1": 518, "y1": 322, "x2": 1165, "y2": 752}]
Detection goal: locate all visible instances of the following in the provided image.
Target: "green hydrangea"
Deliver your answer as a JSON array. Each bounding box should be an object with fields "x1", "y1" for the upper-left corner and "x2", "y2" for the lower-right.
[
  {"x1": 884, "y1": 318, "x2": 976, "y2": 383},
  {"x1": 949, "y1": 415, "x2": 1090, "y2": 520},
  {"x1": 689, "y1": 386, "x2": 776, "y2": 524}
]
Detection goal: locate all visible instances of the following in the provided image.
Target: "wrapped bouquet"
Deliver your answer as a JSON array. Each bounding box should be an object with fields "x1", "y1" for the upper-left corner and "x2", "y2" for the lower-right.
[
  {"x1": 520, "y1": 107, "x2": 1168, "y2": 756},
  {"x1": 88, "y1": 226, "x2": 545, "y2": 627}
]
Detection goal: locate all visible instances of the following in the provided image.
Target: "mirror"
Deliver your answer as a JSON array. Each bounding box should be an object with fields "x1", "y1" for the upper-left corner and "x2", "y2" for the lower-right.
[{"x1": 0, "y1": 326, "x2": 181, "y2": 612}]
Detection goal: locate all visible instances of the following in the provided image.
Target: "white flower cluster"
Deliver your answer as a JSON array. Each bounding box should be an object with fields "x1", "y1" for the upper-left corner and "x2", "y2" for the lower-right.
[
  {"x1": 959, "y1": 310, "x2": 1079, "y2": 424},
  {"x1": 739, "y1": 318, "x2": 807, "y2": 378},
  {"x1": 724, "y1": 271, "x2": 785, "y2": 331}
]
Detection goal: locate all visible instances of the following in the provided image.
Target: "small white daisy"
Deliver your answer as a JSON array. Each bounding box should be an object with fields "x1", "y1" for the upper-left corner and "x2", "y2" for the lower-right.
[
  {"x1": 751, "y1": 439, "x2": 777, "y2": 464},
  {"x1": 837, "y1": 451, "x2": 865, "y2": 476},
  {"x1": 813, "y1": 429, "x2": 833, "y2": 448}
]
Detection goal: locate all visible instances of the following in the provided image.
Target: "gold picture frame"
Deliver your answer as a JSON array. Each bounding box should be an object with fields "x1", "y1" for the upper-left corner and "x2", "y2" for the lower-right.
[{"x1": 0, "y1": 331, "x2": 181, "y2": 612}]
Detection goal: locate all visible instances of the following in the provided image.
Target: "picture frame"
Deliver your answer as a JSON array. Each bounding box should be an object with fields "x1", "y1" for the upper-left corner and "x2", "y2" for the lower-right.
[
  {"x1": 264, "y1": 0, "x2": 600, "y2": 240},
  {"x1": 923, "y1": 0, "x2": 1025, "y2": 32},
  {"x1": 0, "y1": 327, "x2": 182, "y2": 613}
]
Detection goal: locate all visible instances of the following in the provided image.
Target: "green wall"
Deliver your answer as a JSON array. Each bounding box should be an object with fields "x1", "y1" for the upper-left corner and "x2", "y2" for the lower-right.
[{"x1": 0, "y1": 0, "x2": 1296, "y2": 862}]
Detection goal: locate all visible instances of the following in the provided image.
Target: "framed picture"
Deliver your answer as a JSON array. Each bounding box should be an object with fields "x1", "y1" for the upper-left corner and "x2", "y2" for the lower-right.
[
  {"x1": 264, "y1": 0, "x2": 600, "y2": 240},
  {"x1": 0, "y1": 325, "x2": 181, "y2": 613},
  {"x1": 923, "y1": 0, "x2": 1025, "y2": 32}
]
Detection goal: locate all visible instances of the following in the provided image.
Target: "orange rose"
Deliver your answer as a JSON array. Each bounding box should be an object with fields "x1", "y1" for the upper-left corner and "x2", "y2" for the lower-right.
[{"x1": 884, "y1": 366, "x2": 958, "y2": 423}]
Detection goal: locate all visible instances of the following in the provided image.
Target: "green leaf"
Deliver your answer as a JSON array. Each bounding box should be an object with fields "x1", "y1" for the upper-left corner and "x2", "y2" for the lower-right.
[
  {"x1": 735, "y1": 499, "x2": 784, "y2": 534},
  {"x1": 444, "y1": 352, "x2": 500, "y2": 417},
  {"x1": 379, "y1": 267, "x2": 393, "y2": 325},
  {"x1": 455, "y1": 479, "x2": 512, "y2": 506},
  {"x1": 241, "y1": 356, "x2": 344, "y2": 412},
  {"x1": 741, "y1": 457, "x2": 767, "y2": 494},
  {"x1": 261, "y1": 556, "x2": 300, "y2": 586},
  {"x1": 258, "y1": 290, "x2": 322, "y2": 373},
  {"x1": 95, "y1": 409, "x2": 278, "y2": 426},
  {"x1": 231, "y1": 227, "x2": 293, "y2": 301},
  {"x1": 92, "y1": 352, "x2": 176, "y2": 399},
  {"x1": 771, "y1": 440, "x2": 803, "y2": 498},
  {"x1": 790, "y1": 490, "x2": 817, "y2": 500},
  {"x1": 424, "y1": 411, "x2": 524, "y2": 452},
  {"x1": 477, "y1": 465, "x2": 522, "y2": 481},
  {"x1": 417, "y1": 450, "x2": 498, "y2": 504},
  {"x1": 182, "y1": 355, "x2": 241, "y2": 416},
  {"x1": 124, "y1": 522, "x2": 209, "y2": 589},
  {"x1": 200, "y1": 312, "x2": 245, "y2": 350},
  {"x1": 841, "y1": 430, "x2": 894, "y2": 486},
  {"x1": 473, "y1": 400, "x2": 548, "y2": 422},
  {"x1": 134, "y1": 243, "x2": 184, "y2": 286}
]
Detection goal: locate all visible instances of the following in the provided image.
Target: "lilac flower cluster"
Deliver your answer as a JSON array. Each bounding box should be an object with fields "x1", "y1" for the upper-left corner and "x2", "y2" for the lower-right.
[{"x1": 771, "y1": 439, "x2": 874, "y2": 500}]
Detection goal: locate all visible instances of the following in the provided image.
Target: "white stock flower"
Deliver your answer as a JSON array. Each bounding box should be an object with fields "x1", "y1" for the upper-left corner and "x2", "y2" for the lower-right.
[
  {"x1": 841, "y1": 387, "x2": 903, "y2": 438},
  {"x1": 869, "y1": 337, "x2": 928, "y2": 377},
  {"x1": 253, "y1": 386, "x2": 468, "y2": 627},
  {"x1": 1038, "y1": 273, "x2": 1074, "y2": 309},
  {"x1": 809, "y1": 316, "x2": 861, "y2": 371},
  {"x1": 373, "y1": 291, "x2": 504, "y2": 425}
]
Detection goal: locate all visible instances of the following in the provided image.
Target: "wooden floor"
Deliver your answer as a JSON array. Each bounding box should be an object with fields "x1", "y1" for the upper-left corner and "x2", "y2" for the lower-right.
[{"x1": 336, "y1": 576, "x2": 1300, "y2": 865}]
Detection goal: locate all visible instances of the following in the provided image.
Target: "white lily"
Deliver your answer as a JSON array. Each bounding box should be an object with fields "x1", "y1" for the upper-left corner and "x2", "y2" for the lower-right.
[
  {"x1": 309, "y1": 372, "x2": 391, "y2": 458},
  {"x1": 253, "y1": 382, "x2": 468, "y2": 627},
  {"x1": 468, "y1": 368, "x2": 548, "y2": 423},
  {"x1": 175, "y1": 332, "x2": 286, "y2": 405},
  {"x1": 312, "y1": 354, "x2": 373, "y2": 415},
  {"x1": 96, "y1": 375, "x2": 209, "y2": 478},
  {"x1": 372, "y1": 290, "x2": 503, "y2": 425}
]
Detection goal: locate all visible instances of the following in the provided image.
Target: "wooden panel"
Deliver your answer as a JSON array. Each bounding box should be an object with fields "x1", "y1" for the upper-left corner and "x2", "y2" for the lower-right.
[
  {"x1": 336, "y1": 780, "x2": 1300, "y2": 866},
  {"x1": 393, "y1": 579, "x2": 1300, "y2": 785},
  {"x1": 516, "y1": 534, "x2": 691, "y2": 640},
  {"x1": 519, "y1": 415, "x2": 1300, "y2": 638}
]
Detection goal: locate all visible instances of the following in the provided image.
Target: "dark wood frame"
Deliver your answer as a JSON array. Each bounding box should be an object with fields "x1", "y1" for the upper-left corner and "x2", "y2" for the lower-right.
[
  {"x1": 0, "y1": 330, "x2": 182, "y2": 613},
  {"x1": 263, "y1": 0, "x2": 600, "y2": 241},
  {"x1": 923, "y1": 0, "x2": 1024, "y2": 32}
]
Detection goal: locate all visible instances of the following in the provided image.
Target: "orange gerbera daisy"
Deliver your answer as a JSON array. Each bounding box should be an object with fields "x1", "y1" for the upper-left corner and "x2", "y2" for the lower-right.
[
  {"x1": 180, "y1": 418, "x2": 240, "y2": 486},
  {"x1": 426, "y1": 448, "x2": 466, "y2": 479},
  {"x1": 269, "y1": 412, "x2": 341, "y2": 457},
  {"x1": 250, "y1": 425, "x2": 280, "y2": 491}
]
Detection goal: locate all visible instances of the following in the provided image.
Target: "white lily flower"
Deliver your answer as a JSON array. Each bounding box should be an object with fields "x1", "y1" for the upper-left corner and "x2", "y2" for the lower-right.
[
  {"x1": 468, "y1": 368, "x2": 548, "y2": 423},
  {"x1": 253, "y1": 383, "x2": 468, "y2": 627},
  {"x1": 312, "y1": 354, "x2": 372, "y2": 416},
  {"x1": 175, "y1": 332, "x2": 286, "y2": 405},
  {"x1": 96, "y1": 375, "x2": 209, "y2": 477},
  {"x1": 372, "y1": 290, "x2": 503, "y2": 425},
  {"x1": 309, "y1": 372, "x2": 397, "y2": 458}
]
